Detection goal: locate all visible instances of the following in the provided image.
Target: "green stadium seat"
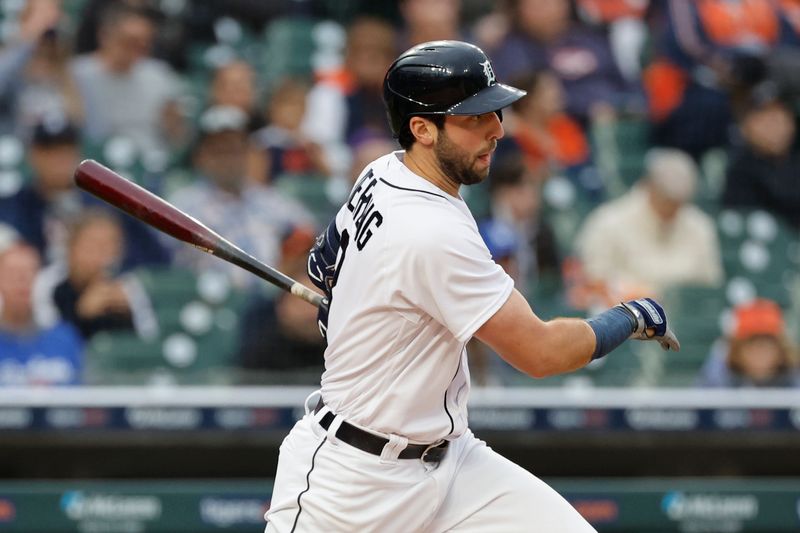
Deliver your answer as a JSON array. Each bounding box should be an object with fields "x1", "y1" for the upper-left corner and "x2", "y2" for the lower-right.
[
  {"x1": 261, "y1": 17, "x2": 316, "y2": 85},
  {"x1": 82, "y1": 268, "x2": 249, "y2": 385},
  {"x1": 654, "y1": 284, "x2": 730, "y2": 386},
  {"x1": 85, "y1": 326, "x2": 240, "y2": 386},
  {"x1": 590, "y1": 116, "x2": 650, "y2": 197}
]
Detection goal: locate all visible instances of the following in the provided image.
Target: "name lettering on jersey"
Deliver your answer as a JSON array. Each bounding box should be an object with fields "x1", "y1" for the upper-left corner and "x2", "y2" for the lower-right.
[
  {"x1": 347, "y1": 170, "x2": 374, "y2": 212},
  {"x1": 347, "y1": 169, "x2": 384, "y2": 251}
]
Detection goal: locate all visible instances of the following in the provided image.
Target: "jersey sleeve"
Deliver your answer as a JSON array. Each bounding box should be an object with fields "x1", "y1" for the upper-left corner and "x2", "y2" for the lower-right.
[{"x1": 397, "y1": 214, "x2": 514, "y2": 343}]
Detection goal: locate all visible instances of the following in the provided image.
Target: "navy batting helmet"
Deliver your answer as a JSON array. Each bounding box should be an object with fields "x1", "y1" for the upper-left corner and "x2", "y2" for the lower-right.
[{"x1": 383, "y1": 40, "x2": 526, "y2": 138}]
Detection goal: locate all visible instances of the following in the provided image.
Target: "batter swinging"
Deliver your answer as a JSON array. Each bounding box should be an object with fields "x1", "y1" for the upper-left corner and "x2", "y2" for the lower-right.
[{"x1": 265, "y1": 40, "x2": 679, "y2": 533}]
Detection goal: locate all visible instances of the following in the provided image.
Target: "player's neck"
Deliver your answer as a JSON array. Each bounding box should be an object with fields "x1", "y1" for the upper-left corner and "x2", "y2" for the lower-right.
[{"x1": 403, "y1": 149, "x2": 460, "y2": 197}]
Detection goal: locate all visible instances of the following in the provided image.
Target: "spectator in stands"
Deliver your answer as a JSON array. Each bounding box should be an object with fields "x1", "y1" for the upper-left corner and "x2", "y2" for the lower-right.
[
  {"x1": 237, "y1": 226, "x2": 325, "y2": 381},
  {"x1": 0, "y1": 0, "x2": 83, "y2": 141},
  {"x1": 488, "y1": 154, "x2": 561, "y2": 296},
  {"x1": 302, "y1": 17, "x2": 398, "y2": 180},
  {"x1": 0, "y1": 115, "x2": 81, "y2": 265},
  {"x1": 699, "y1": 299, "x2": 800, "y2": 387},
  {"x1": 574, "y1": 0, "x2": 650, "y2": 82},
  {"x1": 251, "y1": 78, "x2": 330, "y2": 183},
  {"x1": 507, "y1": 70, "x2": 590, "y2": 181},
  {"x1": 37, "y1": 210, "x2": 139, "y2": 341},
  {"x1": 490, "y1": 0, "x2": 633, "y2": 125},
  {"x1": 75, "y1": 0, "x2": 189, "y2": 71},
  {"x1": 399, "y1": 0, "x2": 463, "y2": 48},
  {"x1": 348, "y1": 131, "x2": 397, "y2": 184},
  {"x1": 0, "y1": 115, "x2": 170, "y2": 269},
  {"x1": 70, "y1": 2, "x2": 187, "y2": 154},
  {"x1": 643, "y1": 0, "x2": 791, "y2": 158},
  {"x1": 167, "y1": 105, "x2": 314, "y2": 288},
  {"x1": 779, "y1": 0, "x2": 800, "y2": 43},
  {"x1": 0, "y1": 242, "x2": 83, "y2": 386},
  {"x1": 575, "y1": 149, "x2": 723, "y2": 300},
  {"x1": 208, "y1": 60, "x2": 268, "y2": 184},
  {"x1": 479, "y1": 218, "x2": 522, "y2": 289},
  {"x1": 722, "y1": 84, "x2": 800, "y2": 228},
  {"x1": 209, "y1": 60, "x2": 260, "y2": 129}
]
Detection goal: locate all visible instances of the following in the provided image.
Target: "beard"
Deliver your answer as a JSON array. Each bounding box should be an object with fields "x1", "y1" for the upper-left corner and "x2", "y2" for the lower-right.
[{"x1": 434, "y1": 129, "x2": 493, "y2": 186}]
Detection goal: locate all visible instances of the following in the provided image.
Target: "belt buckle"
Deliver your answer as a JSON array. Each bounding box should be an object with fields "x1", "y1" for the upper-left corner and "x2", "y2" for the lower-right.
[{"x1": 420, "y1": 439, "x2": 446, "y2": 463}]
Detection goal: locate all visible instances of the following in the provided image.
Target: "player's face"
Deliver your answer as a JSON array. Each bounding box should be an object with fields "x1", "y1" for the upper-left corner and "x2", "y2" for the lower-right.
[{"x1": 435, "y1": 112, "x2": 503, "y2": 185}]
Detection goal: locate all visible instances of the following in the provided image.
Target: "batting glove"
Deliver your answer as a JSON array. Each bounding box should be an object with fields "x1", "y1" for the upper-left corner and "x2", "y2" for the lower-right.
[{"x1": 619, "y1": 298, "x2": 681, "y2": 351}]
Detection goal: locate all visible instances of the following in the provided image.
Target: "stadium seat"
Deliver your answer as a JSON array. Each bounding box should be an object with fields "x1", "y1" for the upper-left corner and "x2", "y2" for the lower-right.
[
  {"x1": 717, "y1": 209, "x2": 800, "y2": 308},
  {"x1": 83, "y1": 268, "x2": 248, "y2": 385},
  {"x1": 261, "y1": 17, "x2": 316, "y2": 85},
  {"x1": 590, "y1": 116, "x2": 650, "y2": 197},
  {"x1": 656, "y1": 284, "x2": 729, "y2": 386}
]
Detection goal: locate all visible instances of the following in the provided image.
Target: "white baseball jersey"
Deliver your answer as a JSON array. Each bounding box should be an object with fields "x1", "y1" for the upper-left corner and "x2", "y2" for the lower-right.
[{"x1": 311, "y1": 151, "x2": 514, "y2": 443}]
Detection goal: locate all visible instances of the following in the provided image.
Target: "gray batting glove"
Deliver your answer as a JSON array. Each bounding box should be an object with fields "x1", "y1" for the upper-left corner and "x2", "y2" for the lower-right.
[{"x1": 619, "y1": 298, "x2": 681, "y2": 351}]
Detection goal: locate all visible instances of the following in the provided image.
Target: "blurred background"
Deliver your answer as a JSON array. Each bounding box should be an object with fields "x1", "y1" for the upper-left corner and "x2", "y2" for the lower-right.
[{"x1": 0, "y1": 0, "x2": 799, "y2": 531}]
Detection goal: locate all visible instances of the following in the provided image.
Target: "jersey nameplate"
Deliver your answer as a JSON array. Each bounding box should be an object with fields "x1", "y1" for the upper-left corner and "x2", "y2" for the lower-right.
[{"x1": 347, "y1": 170, "x2": 384, "y2": 250}]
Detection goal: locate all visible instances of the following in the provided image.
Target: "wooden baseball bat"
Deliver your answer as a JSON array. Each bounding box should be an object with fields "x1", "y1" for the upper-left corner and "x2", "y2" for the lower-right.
[{"x1": 73, "y1": 159, "x2": 328, "y2": 311}]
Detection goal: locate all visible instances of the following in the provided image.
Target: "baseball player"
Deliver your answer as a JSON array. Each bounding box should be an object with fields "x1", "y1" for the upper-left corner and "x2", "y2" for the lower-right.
[{"x1": 265, "y1": 41, "x2": 680, "y2": 533}]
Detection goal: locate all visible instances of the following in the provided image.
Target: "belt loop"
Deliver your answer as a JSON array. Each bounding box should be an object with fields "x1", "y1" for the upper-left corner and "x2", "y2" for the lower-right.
[
  {"x1": 379, "y1": 434, "x2": 408, "y2": 464},
  {"x1": 325, "y1": 414, "x2": 344, "y2": 445}
]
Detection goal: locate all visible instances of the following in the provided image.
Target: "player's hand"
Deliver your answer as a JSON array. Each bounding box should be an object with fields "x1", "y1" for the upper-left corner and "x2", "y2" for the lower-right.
[{"x1": 619, "y1": 298, "x2": 680, "y2": 351}]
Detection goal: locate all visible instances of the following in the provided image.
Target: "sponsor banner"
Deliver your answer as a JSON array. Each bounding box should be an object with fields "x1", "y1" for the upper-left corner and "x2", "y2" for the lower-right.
[
  {"x1": 0, "y1": 406, "x2": 797, "y2": 433},
  {"x1": 125, "y1": 408, "x2": 204, "y2": 430},
  {"x1": 0, "y1": 480, "x2": 798, "y2": 531},
  {"x1": 213, "y1": 408, "x2": 286, "y2": 430},
  {"x1": 60, "y1": 491, "x2": 163, "y2": 533},
  {"x1": 469, "y1": 408, "x2": 535, "y2": 431},
  {"x1": 0, "y1": 498, "x2": 15, "y2": 523},
  {"x1": 0, "y1": 408, "x2": 32, "y2": 429},
  {"x1": 625, "y1": 408, "x2": 700, "y2": 431},
  {"x1": 661, "y1": 491, "x2": 759, "y2": 533},
  {"x1": 546, "y1": 409, "x2": 610, "y2": 430},
  {"x1": 569, "y1": 497, "x2": 619, "y2": 525},
  {"x1": 45, "y1": 408, "x2": 110, "y2": 429},
  {"x1": 199, "y1": 496, "x2": 269, "y2": 528},
  {"x1": 788, "y1": 408, "x2": 800, "y2": 430}
]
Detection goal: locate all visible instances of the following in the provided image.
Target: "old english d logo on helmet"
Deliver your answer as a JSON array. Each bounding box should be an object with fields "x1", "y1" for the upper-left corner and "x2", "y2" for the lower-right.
[
  {"x1": 479, "y1": 60, "x2": 496, "y2": 86},
  {"x1": 382, "y1": 40, "x2": 527, "y2": 137}
]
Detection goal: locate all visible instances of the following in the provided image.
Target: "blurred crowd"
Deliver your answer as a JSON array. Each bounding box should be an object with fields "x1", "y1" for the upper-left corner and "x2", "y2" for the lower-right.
[{"x1": 0, "y1": 0, "x2": 798, "y2": 389}]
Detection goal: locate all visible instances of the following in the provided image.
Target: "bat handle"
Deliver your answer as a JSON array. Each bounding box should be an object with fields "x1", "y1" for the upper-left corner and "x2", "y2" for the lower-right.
[{"x1": 291, "y1": 282, "x2": 329, "y2": 312}]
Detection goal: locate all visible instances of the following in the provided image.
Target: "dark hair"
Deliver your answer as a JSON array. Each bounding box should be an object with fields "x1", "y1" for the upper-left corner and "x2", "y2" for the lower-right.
[
  {"x1": 98, "y1": 2, "x2": 157, "y2": 33},
  {"x1": 397, "y1": 114, "x2": 446, "y2": 150}
]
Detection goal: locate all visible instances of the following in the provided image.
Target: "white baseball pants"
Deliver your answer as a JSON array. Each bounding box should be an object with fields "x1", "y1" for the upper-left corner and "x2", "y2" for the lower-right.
[{"x1": 264, "y1": 407, "x2": 596, "y2": 532}]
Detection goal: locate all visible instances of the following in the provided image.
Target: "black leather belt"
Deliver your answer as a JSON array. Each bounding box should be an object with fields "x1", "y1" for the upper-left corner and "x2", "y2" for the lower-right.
[{"x1": 315, "y1": 401, "x2": 448, "y2": 463}]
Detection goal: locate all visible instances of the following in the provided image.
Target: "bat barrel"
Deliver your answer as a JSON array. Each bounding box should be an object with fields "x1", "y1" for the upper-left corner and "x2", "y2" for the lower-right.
[
  {"x1": 73, "y1": 159, "x2": 327, "y2": 310},
  {"x1": 74, "y1": 160, "x2": 222, "y2": 254}
]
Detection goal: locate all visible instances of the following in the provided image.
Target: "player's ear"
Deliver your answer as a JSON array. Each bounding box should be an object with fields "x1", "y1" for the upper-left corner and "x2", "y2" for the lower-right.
[{"x1": 409, "y1": 116, "x2": 436, "y2": 146}]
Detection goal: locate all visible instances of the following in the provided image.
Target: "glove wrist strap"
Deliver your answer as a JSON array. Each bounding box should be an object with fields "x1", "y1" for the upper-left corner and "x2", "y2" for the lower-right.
[{"x1": 619, "y1": 301, "x2": 645, "y2": 337}]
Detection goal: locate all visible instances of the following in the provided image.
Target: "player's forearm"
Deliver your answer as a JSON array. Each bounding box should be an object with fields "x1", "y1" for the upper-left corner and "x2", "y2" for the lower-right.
[
  {"x1": 516, "y1": 318, "x2": 597, "y2": 378},
  {"x1": 476, "y1": 290, "x2": 597, "y2": 378}
]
